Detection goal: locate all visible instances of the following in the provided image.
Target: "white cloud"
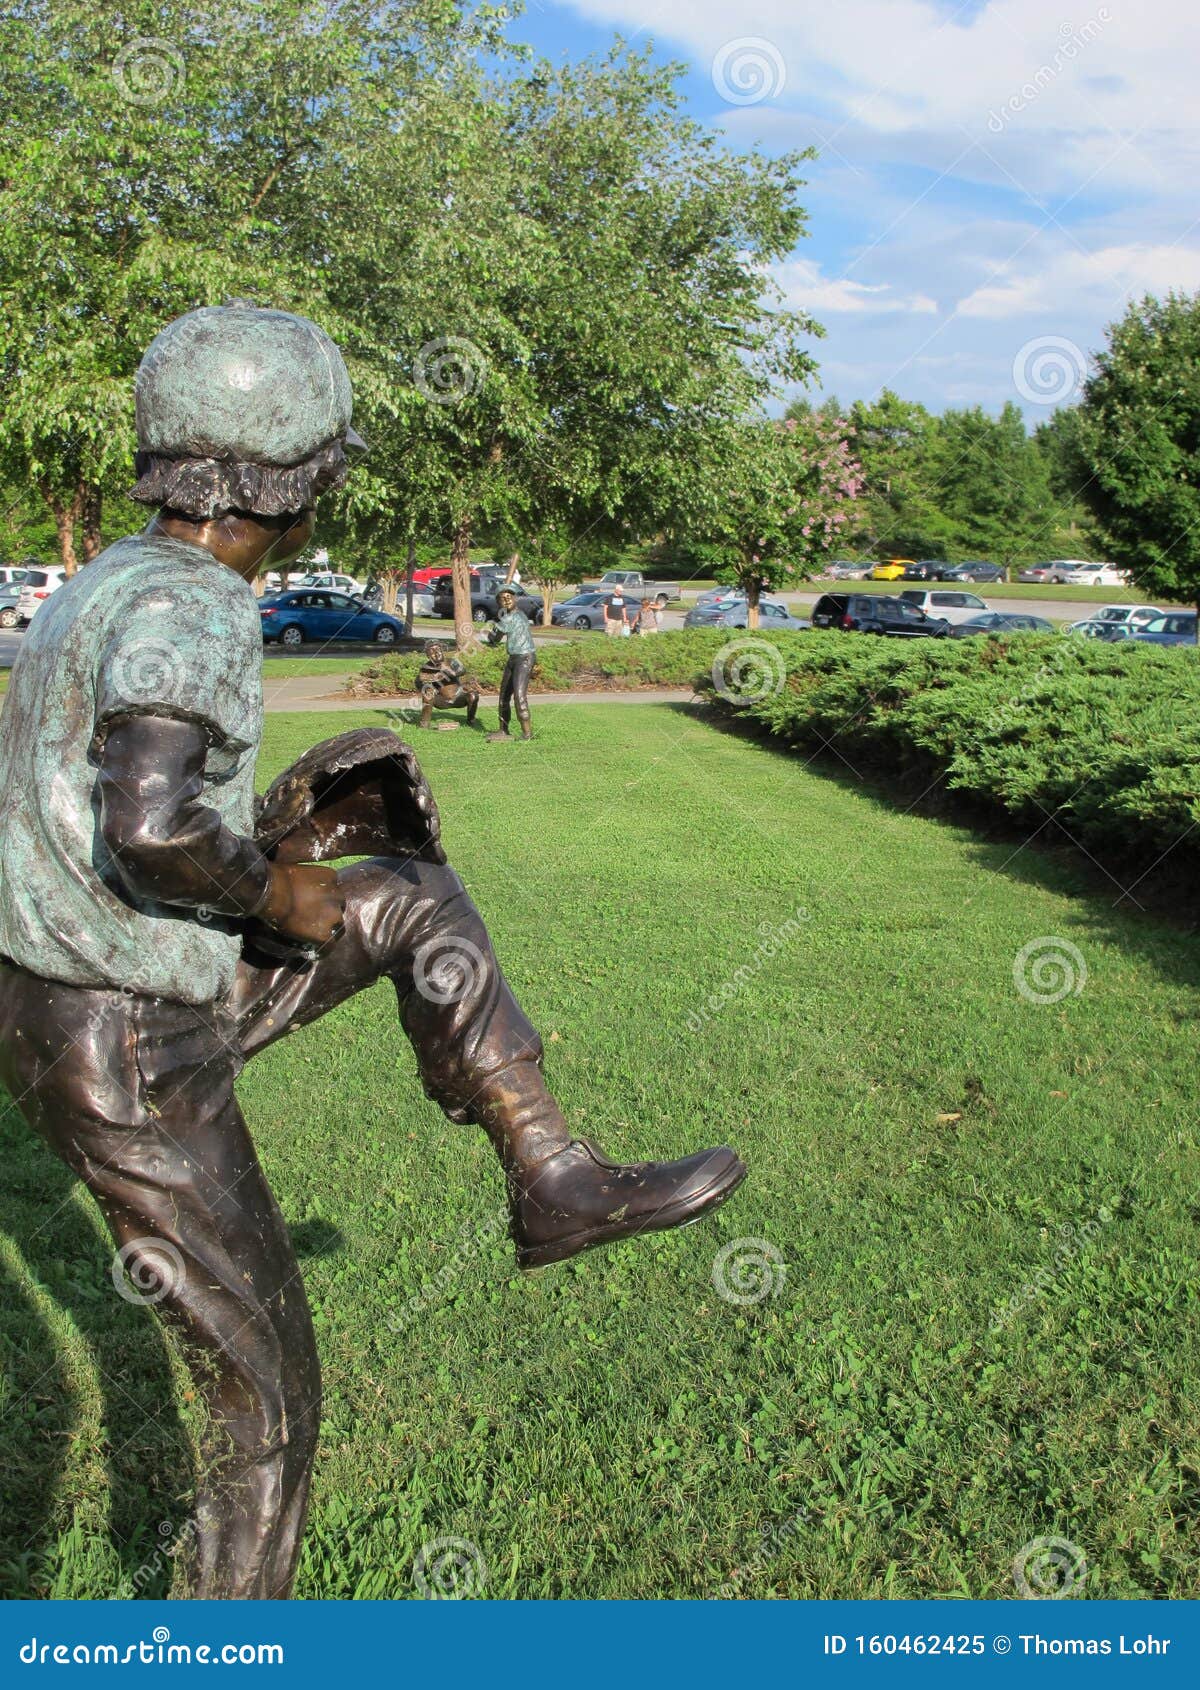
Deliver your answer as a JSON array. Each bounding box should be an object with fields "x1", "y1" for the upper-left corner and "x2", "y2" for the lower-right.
[
  {"x1": 545, "y1": 0, "x2": 1200, "y2": 412},
  {"x1": 959, "y1": 244, "x2": 1200, "y2": 318},
  {"x1": 778, "y1": 258, "x2": 939, "y2": 316}
]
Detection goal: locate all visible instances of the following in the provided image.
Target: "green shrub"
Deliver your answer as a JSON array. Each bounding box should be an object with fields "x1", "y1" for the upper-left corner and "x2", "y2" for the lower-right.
[
  {"x1": 349, "y1": 629, "x2": 755, "y2": 695},
  {"x1": 707, "y1": 631, "x2": 1200, "y2": 866}
]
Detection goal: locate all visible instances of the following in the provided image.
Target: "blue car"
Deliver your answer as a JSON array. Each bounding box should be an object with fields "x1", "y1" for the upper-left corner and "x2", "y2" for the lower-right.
[
  {"x1": 1131, "y1": 611, "x2": 1197, "y2": 647},
  {"x1": 260, "y1": 589, "x2": 403, "y2": 648}
]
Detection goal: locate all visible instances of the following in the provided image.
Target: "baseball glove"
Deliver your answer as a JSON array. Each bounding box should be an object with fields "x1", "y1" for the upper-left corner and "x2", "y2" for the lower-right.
[{"x1": 254, "y1": 728, "x2": 446, "y2": 866}]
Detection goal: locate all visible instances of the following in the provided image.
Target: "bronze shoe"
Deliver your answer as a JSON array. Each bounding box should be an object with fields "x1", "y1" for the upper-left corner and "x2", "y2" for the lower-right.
[{"x1": 511, "y1": 1138, "x2": 746, "y2": 1268}]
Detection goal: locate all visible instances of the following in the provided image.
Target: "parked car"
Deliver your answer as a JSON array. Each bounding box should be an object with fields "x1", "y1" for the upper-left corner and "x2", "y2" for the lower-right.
[
  {"x1": 936, "y1": 561, "x2": 1007, "y2": 583},
  {"x1": 16, "y1": 567, "x2": 68, "y2": 624},
  {"x1": 684, "y1": 597, "x2": 803, "y2": 630},
  {"x1": 0, "y1": 583, "x2": 22, "y2": 628},
  {"x1": 694, "y1": 585, "x2": 743, "y2": 607},
  {"x1": 1016, "y1": 564, "x2": 1057, "y2": 584},
  {"x1": 827, "y1": 561, "x2": 873, "y2": 580},
  {"x1": 553, "y1": 590, "x2": 637, "y2": 630},
  {"x1": 293, "y1": 570, "x2": 367, "y2": 596},
  {"x1": 1131, "y1": 612, "x2": 1199, "y2": 646},
  {"x1": 950, "y1": 612, "x2": 1057, "y2": 638},
  {"x1": 431, "y1": 571, "x2": 543, "y2": 624},
  {"x1": 1092, "y1": 604, "x2": 1162, "y2": 627},
  {"x1": 869, "y1": 559, "x2": 915, "y2": 581},
  {"x1": 809, "y1": 592, "x2": 949, "y2": 638},
  {"x1": 0, "y1": 566, "x2": 30, "y2": 588},
  {"x1": 901, "y1": 560, "x2": 944, "y2": 581},
  {"x1": 1066, "y1": 619, "x2": 1136, "y2": 641},
  {"x1": 259, "y1": 589, "x2": 404, "y2": 647},
  {"x1": 898, "y1": 588, "x2": 992, "y2": 625},
  {"x1": 1067, "y1": 562, "x2": 1130, "y2": 588},
  {"x1": 1042, "y1": 559, "x2": 1098, "y2": 584}
]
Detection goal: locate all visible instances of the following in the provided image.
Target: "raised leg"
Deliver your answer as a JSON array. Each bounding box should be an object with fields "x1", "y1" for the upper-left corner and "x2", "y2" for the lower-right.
[{"x1": 231, "y1": 859, "x2": 744, "y2": 1267}]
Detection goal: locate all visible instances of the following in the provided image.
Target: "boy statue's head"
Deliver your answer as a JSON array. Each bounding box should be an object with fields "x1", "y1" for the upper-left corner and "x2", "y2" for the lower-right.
[{"x1": 130, "y1": 300, "x2": 364, "y2": 565}]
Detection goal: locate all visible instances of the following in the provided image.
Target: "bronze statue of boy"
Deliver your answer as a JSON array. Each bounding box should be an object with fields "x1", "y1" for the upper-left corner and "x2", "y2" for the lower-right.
[
  {"x1": 416, "y1": 638, "x2": 480, "y2": 729},
  {"x1": 0, "y1": 304, "x2": 744, "y2": 1600}
]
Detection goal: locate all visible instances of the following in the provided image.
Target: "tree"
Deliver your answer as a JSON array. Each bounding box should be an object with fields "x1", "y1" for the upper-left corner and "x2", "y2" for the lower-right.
[
  {"x1": 839, "y1": 391, "x2": 947, "y2": 560},
  {"x1": 0, "y1": 0, "x2": 494, "y2": 572},
  {"x1": 927, "y1": 404, "x2": 1055, "y2": 570},
  {"x1": 1075, "y1": 292, "x2": 1200, "y2": 628},
  {"x1": 683, "y1": 412, "x2": 862, "y2": 626},
  {"x1": 353, "y1": 44, "x2": 822, "y2": 646}
]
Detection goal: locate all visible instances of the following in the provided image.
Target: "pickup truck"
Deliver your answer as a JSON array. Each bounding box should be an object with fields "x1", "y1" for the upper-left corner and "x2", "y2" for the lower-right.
[
  {"x1": 584, "y1": 570, "x2": 681, "y2": 601},
  {"x1": 430, "y1": 569, "x2": 544, "y2": 624}
]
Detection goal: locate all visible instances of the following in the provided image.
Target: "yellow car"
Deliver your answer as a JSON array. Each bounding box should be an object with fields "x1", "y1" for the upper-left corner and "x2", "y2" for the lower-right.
[{"x1": 870, "y1": 558, "x2": 915, "y2": 581}]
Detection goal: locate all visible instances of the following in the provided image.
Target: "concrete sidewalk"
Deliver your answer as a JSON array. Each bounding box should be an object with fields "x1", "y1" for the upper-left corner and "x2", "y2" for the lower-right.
[{"x1": 261, "y1": 674, "x2": 697, "y2": 713}]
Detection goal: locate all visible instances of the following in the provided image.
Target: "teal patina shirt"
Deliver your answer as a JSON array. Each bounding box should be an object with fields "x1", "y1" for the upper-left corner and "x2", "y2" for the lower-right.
[
  {"x1": 495, "y1": 607, "x2": 535, "y2": 656},
  {"x1": 0, "y1": 532, "x2": 263, "y2": 1005}
]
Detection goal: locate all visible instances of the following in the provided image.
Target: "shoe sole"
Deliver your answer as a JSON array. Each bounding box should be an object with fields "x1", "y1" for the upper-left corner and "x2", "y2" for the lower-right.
[{"x1": 515, "y1": 1156, "x2": 748, "y2": 1270}]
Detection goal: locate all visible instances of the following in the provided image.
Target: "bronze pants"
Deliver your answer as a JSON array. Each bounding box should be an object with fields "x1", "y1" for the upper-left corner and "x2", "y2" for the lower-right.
[
  {"x1": 497, "y1": 651, "x2": 534, "y2": 731},
  {"x1": 0, "y1": 856, "x2": 543, "y2": 1600}
]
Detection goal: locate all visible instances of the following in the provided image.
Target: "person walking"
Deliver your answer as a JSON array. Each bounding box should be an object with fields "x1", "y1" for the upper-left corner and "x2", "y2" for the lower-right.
[
  {"x1": 636, "y1": 592, "x2": 667, "y2": 635},
  {"x1": 604, "y1": 589, "x2": 629, "y2": 637}
]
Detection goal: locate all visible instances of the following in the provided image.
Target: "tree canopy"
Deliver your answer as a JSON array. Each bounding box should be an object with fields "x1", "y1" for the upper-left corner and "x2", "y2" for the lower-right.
[{"x1": 1074, "y1": 291, "x2": 1200, "y2": 617}]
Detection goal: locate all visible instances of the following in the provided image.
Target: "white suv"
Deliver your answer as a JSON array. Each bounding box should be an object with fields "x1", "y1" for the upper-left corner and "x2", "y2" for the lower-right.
[
  {"x1": 899, "y1": 588, "x2": 991, "y2": 626},
  {"x1": 16, "y1": 567, "x2": 68, "y2": 624}
]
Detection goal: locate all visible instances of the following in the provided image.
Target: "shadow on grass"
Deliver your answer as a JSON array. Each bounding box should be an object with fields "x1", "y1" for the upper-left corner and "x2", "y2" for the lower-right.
[
  {"x1": 0, "y1": 1105, "x2": 190, "y2": 1598},
  {"x1": 678, "y1": 700, "x2": 1200, "y2": 991}
]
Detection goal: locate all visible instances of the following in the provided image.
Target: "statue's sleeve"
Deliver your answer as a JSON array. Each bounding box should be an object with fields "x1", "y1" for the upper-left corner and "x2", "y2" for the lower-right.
[
  {"x1": 96, "y1": 714, "x2": 272, "y2": 918},
  {"x1": 93, "y1": 571, "x2": 261, "y2": 753}
]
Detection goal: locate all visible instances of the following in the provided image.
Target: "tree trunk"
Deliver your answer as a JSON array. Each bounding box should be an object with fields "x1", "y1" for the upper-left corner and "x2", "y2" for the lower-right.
[
  {"x1": 745, "y1": 572, "x2": 762, "y2": 631},
  {"x1": 38, "y1": 478, "x2": 85, "y2": 575},
  {"x1": 451, "y1": 517, "x2": 473, "y2": 650},
  {"x1": 540, "y1": 581, "x2": 555, "y2": 627},
  {"x1": 81, "y1": 487, "x2": 103, "y2": 562},
  {"x1": 404, "y1": 539, "x2": 415, "y2": 637}
]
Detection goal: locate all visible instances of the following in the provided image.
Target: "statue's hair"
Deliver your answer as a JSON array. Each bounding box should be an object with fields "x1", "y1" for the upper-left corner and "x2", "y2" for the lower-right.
[{"x1": 129, "y1": 439, "x2": 349, "y2": 518}]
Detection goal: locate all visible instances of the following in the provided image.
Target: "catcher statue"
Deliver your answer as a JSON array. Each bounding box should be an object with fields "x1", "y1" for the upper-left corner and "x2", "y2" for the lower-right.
[
  {"x1": 416, "y1": 639, "x2": 480, "y2": 729},
  {"x1": 0, "y1": 304, "x2": 745, "y2": 1601}
]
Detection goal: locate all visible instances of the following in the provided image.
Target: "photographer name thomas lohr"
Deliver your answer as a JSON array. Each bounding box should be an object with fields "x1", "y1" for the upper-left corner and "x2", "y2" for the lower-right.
[{"x1": 1020, "y1": 1635, "x2": 1170, "y2": 1656}]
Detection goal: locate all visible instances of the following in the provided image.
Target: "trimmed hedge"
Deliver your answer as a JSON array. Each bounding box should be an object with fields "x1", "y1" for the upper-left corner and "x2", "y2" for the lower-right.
[
  {"x1": 350, "y1": 625, "x2": 1200, "y2": 868},
  {"x1": 348, "y1": 629, "x2": 745, "y2": 695},
  {"x1": 704, "y1": 630, "x2": 1200, "y2": 868}
]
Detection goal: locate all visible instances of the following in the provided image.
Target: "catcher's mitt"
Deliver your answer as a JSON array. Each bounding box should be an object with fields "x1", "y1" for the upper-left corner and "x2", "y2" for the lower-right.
[{"x1": 254, "y1": 728, "x2": 446, "y2": 866}]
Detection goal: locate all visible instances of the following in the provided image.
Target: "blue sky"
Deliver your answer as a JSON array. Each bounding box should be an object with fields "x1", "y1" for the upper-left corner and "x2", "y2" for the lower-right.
[{"x1": 505, "y1": 1, "x2": 1198, "y2": 422}]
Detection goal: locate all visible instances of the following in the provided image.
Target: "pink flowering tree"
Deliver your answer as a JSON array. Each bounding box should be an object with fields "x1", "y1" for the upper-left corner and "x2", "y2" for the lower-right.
[{"x1": 689, "y1": 413, "x2": 863, "y2": 628}]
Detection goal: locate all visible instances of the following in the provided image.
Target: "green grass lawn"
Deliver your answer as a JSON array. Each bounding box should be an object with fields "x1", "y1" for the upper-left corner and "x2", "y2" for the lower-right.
[{"x1": 1, "y1": 703, "x2": 1196, "y2": 1600}]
